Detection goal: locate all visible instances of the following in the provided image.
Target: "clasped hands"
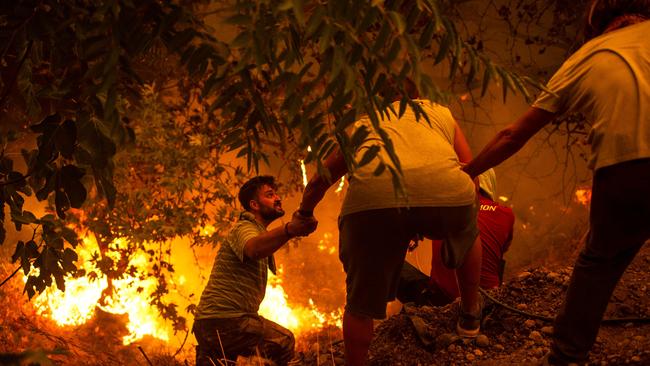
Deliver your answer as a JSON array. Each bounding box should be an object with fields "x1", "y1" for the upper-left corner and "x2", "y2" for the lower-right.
[{"x1": 286, "y1": 210, "x2": 318, "y2": 237}]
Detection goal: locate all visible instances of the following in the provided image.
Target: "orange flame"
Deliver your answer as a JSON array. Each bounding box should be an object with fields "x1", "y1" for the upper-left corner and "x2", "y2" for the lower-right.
[
  {"x1": 574, "y1": 188, "x2": 592, "y2": 206},
  {"x1": 29, "y1": 236, "x2": 171, "y2": 345},
  {"x1": 259, "y1": 267, "x2": 342, "y2": 336},
  {"x1": 29, "y1": 232, "x2": 343, "y2": 346}
]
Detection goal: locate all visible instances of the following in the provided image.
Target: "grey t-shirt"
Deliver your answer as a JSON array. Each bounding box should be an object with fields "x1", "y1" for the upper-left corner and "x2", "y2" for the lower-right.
[{"x1": 195, "y1": 212, "x2": 274, "y2": 319}]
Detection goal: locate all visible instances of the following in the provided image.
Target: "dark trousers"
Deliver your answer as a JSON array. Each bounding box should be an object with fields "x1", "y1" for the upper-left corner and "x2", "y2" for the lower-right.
[
  {"x1": 550, "y1": 158, "x2": 650, "y2": 364},
  {"x1": 193, "y1": 315, "x2": 295, "y2": 366},
  {"x1": 396, "y1": 261, "x2": 454, "y2": 306}
]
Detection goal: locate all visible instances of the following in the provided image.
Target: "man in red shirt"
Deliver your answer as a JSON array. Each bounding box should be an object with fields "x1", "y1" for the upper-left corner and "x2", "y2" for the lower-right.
[{"x1": 397, "y1": 169, "x2": 515, "y2": 305}]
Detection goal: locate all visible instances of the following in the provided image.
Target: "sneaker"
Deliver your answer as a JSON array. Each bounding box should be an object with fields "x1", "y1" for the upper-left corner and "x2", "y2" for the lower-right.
[{"x1": 456, "y1": 296, "x2": 483, "y2": 338}]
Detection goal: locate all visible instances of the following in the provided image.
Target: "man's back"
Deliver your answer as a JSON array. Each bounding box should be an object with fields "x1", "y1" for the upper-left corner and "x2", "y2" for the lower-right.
[
  {"x1": 341, "y1": 100, "x2": 475, "y2": 216},
  {"x1": 533, "y1": 20, "x2": 650, "y2": 170}
]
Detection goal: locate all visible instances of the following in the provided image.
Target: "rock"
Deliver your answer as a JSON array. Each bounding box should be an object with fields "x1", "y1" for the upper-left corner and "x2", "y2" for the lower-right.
[
  {"x1": 634, "y1": 335, "x2": 646, "y2": 342},
  {"x1": 408, "y1": 315, "x2": 433, "y2": 347},
  {"x1": 529, "y1": 347, "x2": 545, "y2": 358},
  {"x1": 524, "y1": 319, "x2": 536, "y2": 328},
  {"x1": 530, "y1": 331, "x2": 543, "y2": 342},
  {"x1": 437, "y1": 333, "x2": 460, "y2": 348},
  {"x1": 474, "y1": 349, "x2": 484, "y2": 356},
  {"x1": 631, "y1": 356, "x2": 641, "y2": 362},
  {"x1": 518, "y1": 271, "x2": 532, "y2": 280},
  {"x1": 448, "y1": 344, "x2": 458, "y2": 352},
  {"x1": 495, "y1": 344, "x2": 505, "y2": 352},
  {"x1": 517, "y1": 303, "x2": 529, "y2": 310},
  {"x1": 475, "y1": 334, "x2": 490, "y2": 348},
  {"x1": 402, "y1": 303, "x2": 418, "y2": 315},
  {"x1": 466, "y1": 353, "x2": 476, "y2": 361},
  {"x1": 541, "y1": 326, "x2": 554, "y2": 335}
]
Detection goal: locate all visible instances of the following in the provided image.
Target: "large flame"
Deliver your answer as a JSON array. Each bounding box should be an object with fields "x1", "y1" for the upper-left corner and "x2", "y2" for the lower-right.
[
  {"x1": 29, "y1": 232, "x2": 342, "y2": 346},
  {"x1": 29, "y1": 236, "x2": 171, "y2": 345},
  {"x1": 259, "y1": 268, "x2": 342, "y2": 336}
]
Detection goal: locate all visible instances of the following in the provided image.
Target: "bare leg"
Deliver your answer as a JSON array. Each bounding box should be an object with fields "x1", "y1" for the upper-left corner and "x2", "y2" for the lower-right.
[
  {"x1": 343, "y1": 310, "x2": 373, "y2": 366},
  {"x1": 456, "y1": 235, "x2": 482, "y2": 314}
]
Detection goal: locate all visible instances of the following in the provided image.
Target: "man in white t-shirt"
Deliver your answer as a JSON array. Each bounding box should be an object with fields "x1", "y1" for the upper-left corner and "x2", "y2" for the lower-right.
[
  {"x1": 297, "y1": 96, "x2": 483, "y2": 366},
  {"x1": 463, "y1": 1, "x2": 650, "y2": 365}
]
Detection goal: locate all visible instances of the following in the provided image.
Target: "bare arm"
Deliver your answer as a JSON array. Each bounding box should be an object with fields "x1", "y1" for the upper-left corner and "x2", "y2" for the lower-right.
[
  {"x1": 463, "y1": 107, "x2": 555, "y2": 179},
  {"x1": 243, "y1": 214, "x2": 318, "y2": 260},
  {"x1": 243, "y1": 225, "x2": 294, "y2": 260},
  {"x1": 299, "y1": 148, "x2": 349, "y2": 213}
]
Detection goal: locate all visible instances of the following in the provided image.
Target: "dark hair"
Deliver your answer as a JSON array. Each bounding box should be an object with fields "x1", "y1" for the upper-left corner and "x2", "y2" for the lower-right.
[
  {"x1": 238, "y1": 175, "x2": 277, "y2": 211},
  {"x1": 378, "y1": 77, "x2": 419, "y2": 101},
  {"x1": 584, "y1": 0, "x2": 650, "y2": 40}
]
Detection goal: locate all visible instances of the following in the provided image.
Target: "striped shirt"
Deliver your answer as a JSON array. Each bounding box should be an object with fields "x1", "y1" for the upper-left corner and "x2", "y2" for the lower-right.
[{"x1": 195, "y1": 212, "x2": 275, "y2": 319}]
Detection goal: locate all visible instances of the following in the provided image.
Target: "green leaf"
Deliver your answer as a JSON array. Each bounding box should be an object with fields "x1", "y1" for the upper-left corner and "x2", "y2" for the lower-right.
[
  {"x1": 372, "y1": 22, "x2": 390, "y2": 53},
  {"x1": 481, "y1": 62, "x2": 494, "y2": 97},
  {"x1": 388, "y1": 11, "x2": 405, "y2": 35},
  {"x1": 357, "y1": 145, "x2": 380, "y2": 167},
  {"x1": 25, "y1": 240, "x2": 39, "y2": 258},
  {"x1": 60, "y1": 165, "x2": 87, "y2": 208},
  {"x1": 11, "y1": 210, "x2": 37, "y2": 225},
  {"x1": 55, "y1": 189, "x2": 70, "y2": 219},
  {"x1": 54, "y1": 119, "x2": 77, "y2": 159},
  {"x1": 11, "y1": 241, "x2": 25, "y2": 263},
  {"x1": 373, "y1": 162, "x2": 386, "y2": 176},
  {"x1": 434, "y1": 31, "x2": 451, "y2": 65},
  {"x1": 30, "y1": 114, "x2": 60, "y2": 133},
  {"x1": 497, "y1": 66, "x2": 516, "y2": 102},
  {"x1": 418, "y1": 20, "x2": 435, "y2": 48}
]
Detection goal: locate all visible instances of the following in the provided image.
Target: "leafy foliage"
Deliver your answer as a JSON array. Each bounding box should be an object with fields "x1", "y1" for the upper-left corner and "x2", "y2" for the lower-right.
[
  {"x1": 0, "y1": 0, "x2": 217, "y2": 297},
  {"x1": 0, "y1": 0, "x2": 587, "y2": 331}
]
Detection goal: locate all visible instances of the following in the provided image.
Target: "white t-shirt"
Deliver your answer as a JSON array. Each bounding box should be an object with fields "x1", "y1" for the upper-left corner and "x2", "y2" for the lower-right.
[
  {"x1": 340, "y1": 100, "x2": 475, "y2": 217},
  {"x1": 533, "y1": 20, "x2": 650, "y2": 171}
]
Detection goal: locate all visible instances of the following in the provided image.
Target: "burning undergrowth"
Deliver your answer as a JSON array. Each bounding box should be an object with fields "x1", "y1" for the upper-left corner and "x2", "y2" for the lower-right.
[{"x1": 0, "y1": 216, "x2": 347, "y2": 365}]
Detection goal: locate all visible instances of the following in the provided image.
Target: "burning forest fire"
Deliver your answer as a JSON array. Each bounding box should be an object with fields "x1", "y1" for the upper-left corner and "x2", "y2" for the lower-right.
[{"x1": 27, "y1": 231, "x2": 342, "y2": 347}]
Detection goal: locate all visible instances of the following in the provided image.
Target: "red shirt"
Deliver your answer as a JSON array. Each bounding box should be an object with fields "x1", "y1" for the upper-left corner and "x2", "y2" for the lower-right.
[{"x1": 430, "y1": 196, "x2": 515, "y2": 299}]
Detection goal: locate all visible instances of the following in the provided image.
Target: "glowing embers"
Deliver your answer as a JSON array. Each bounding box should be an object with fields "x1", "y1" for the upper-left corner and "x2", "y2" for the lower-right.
[{"x1": 574, "y1": 187, "x2": 592, "y2": 206}]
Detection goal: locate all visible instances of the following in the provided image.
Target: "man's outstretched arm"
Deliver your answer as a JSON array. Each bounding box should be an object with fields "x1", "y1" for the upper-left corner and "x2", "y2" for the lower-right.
[
  {"x1": 299, "y1": 148, "x2": 348, "y2": 214},
  {"x1": 463, "y1": 107, "x2": 555, "y2": 179}
]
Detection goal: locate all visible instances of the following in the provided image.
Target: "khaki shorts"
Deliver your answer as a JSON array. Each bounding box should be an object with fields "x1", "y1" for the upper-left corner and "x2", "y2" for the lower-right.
[{"x1": 339, "y1": 203, "x2": 478, "y2": 319}]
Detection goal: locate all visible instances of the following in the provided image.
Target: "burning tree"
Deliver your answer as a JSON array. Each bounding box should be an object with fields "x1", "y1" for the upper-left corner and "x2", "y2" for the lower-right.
[{"x1": 0, "y1": 0, "x2": 595, "y2": 362}]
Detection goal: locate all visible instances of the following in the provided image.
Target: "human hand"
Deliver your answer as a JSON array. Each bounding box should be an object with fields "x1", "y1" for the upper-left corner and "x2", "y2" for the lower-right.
[{"x1": 288, "y1": 211, "x2": 318, "y2": 237}]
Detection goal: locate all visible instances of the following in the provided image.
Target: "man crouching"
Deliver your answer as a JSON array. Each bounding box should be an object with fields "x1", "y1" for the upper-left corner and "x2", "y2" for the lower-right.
[{"x1": 193, "y1": 176, "x2": 318, "y2": 366}]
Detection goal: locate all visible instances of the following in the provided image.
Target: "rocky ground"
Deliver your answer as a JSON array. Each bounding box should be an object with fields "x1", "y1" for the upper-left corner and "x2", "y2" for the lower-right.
[
  {"x1": 297, "y1": 244, "x2": 650, "y2": 366},
  {"x1": 2, "y1": 244, "x2": 649, "y2": 365}
]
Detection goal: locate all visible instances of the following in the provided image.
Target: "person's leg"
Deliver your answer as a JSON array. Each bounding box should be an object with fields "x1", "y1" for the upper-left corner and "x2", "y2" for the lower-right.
[
  {"x1": 338, "y1": 209, "x2": 413, "y2": 366},
  {"x1": 258, "y1": 317, "x2": 295, "y2": 365},
  {"x1": 549, "y1": 159, "x2": 650, "y2": 365},
  {"x1": 456, "y1": 234, "x2": 482, "y2": 316},
  {"x1": 425, "y1": 203, "x2": 481, "y2": 336},
  {"x1": 343, "y1": 311, "x2": 374, "y2": 366},
  {"x1": 193, "y1": 317, "x2": 262, "y2": 365}
]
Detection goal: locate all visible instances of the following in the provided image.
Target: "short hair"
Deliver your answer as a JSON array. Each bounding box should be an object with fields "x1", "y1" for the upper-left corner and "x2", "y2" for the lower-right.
[
  {"x1": 238, "y1": 175, "x2": 277, "y2": 211},
  {"x1": 585, "y1": 0, "x2": 650, "y2": 40}
]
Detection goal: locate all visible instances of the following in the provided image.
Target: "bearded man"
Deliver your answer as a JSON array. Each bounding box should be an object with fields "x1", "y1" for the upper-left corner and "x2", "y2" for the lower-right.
[{"x1": 193, "y1": 176, "x2": 317, "y2": 366}]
